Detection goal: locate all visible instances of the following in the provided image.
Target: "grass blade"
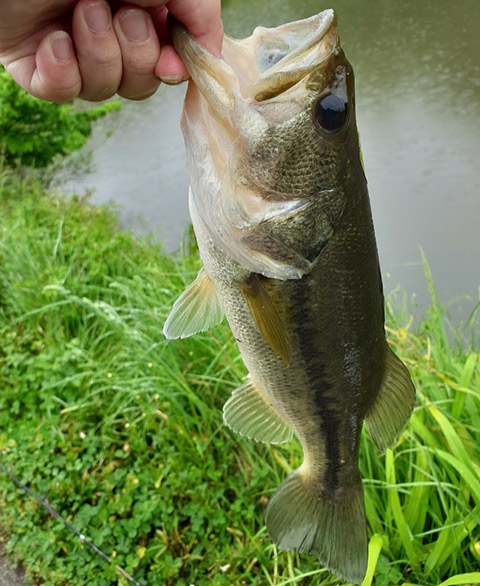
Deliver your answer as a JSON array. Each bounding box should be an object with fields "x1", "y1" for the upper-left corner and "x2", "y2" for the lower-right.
[
  {"x1": 438, "y1": 572, "x2": 480, "y2": 586},
  {"x1": 385, "y1": 449, "x2": 418, "y2": 563},
  {"x1": 360, "y1": 534, "x2": 384, "y2": 586}
]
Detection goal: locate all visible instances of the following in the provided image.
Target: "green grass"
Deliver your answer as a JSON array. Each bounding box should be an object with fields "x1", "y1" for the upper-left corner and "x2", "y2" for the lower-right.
[{"x1": 0, "y1": 171, "x2": 479, "y2": 586}]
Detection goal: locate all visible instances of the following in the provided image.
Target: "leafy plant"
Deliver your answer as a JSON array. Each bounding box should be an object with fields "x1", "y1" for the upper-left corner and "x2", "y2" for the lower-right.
[{"x1": 0, "y1": 66, "x2": 121, "y2": 169}]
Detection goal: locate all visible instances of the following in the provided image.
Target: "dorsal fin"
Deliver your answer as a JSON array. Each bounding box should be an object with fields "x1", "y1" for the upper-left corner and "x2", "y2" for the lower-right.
[
  {"x1": 238, "y1": 274, "x2": 292, "y2": 365},
  {"x1": 163, "y1": 268, "x2": 224, "y2": 339}
]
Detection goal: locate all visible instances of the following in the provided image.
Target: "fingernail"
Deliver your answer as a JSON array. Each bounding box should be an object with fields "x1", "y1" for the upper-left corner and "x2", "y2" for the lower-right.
[
  {"x1": 51, "y1": 31, "x2": 74, "y2": 63},
  {"x1": 119, "y1": 9, "x2": 149, "y2": 42},
  {"x1": 85, "y1": 1, "x2": 111, "y2": 34},
  {"x1": 158, "y1": 75, "x2": 188, "y2": 85}
]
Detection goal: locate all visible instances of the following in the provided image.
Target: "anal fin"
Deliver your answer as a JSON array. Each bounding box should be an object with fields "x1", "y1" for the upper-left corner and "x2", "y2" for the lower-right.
[
  {"x1": 163, "y1": 268, "x2": 224, "y2": 339},
  {"x1": 223, "y1": 376, "x2": 293, "y2": 444},
  {"x1": 365, "y1": 345, "x2": 416, "y2": 451}
]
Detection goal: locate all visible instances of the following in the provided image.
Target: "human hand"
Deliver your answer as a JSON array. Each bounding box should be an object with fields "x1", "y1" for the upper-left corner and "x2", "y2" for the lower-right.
[{"x1": 0, "y1": 0, "x2": 222, "y2": 102}]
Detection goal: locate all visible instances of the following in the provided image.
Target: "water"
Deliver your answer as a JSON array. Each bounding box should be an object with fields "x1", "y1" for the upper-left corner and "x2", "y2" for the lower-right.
[{"x1": 61, "y1": 0, "x2": 480, "y2": 322}]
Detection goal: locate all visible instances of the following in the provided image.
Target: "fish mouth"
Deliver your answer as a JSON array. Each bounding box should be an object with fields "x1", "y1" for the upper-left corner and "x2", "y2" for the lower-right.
[{"x1": 170, "y1": 10, "x2": 339, "y2": 115}]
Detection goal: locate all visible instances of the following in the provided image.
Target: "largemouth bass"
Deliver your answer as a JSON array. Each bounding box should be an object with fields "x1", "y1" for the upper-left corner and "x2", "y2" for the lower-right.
[{"x1": 164, "y1": 10, "x2": 415, "y2": 583}]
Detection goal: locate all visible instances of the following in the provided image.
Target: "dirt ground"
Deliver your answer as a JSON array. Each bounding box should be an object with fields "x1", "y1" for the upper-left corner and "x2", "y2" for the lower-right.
[
  {"x1": 0, "y1": 556, "x2": 27, "y2": 586},
  {"x1": 0, "y1": 535, "x2": 28, "y2": 586}
]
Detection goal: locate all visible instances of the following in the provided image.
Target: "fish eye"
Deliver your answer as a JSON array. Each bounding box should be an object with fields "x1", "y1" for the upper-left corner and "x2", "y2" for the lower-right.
[{"x1": 314, "y1": 94, "x2": 348, "y2": 133}]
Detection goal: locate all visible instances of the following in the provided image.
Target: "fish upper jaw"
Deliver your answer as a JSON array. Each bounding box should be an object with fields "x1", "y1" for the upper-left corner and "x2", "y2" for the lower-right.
[{"x1": 240, "y1": 11, "x2": 339, "y2": 102}]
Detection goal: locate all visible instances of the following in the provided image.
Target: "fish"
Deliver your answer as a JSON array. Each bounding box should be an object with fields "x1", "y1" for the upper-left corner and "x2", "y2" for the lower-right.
[{"x1": 164, "y1": 10, "x2": 415, "y2": 584}]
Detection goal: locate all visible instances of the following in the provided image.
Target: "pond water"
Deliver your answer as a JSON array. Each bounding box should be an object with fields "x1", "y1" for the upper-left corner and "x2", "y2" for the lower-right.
[{"x1": 61, "y1": 0, "x2": 480, "y2": 324}]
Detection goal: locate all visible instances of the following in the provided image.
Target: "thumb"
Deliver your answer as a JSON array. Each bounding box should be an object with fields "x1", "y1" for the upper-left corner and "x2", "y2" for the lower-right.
[{"x1": 5, "y1": 30, "x2": 82, "y2": 102}]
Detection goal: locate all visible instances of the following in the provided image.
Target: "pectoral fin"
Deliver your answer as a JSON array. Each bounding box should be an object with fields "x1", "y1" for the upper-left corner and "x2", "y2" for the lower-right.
[
  {"x1": 239, "y1": 274, "x2": 292, "y2": 365},
  {"x1": 223, "y1": 376, "x2": 293, "y2": 444},
  {"x1": 365, "y1": 345, "x2": 416, "y2": 451},
  {"x1": 163, "y1": 268, "x2": 224, "y2": 339}
]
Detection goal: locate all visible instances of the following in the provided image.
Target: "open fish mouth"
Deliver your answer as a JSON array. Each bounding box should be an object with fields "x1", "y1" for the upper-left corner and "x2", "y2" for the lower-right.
[{"x1": 170, "y1": 10, "x2": 340, "y2": 113}]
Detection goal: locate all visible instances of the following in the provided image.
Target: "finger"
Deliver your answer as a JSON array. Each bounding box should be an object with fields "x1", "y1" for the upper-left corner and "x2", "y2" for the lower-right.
[
  {"x1": 148, "y1": 6, "x2": 188, "y2": 83},
  {"x1": 152, "y1": 0, "x2": 223, "y2": 82},
  {"x1": 72, "y1": 0, "x2": 123, "y2": 101},
  {"x1": 156, "y1": 44, "x2": 188, "y2": 84},
  {"x1": 167, "y1": 0, "x2": 223, "y2": 56},
  {"x1": 113, "y1": 7, "x2": 161, "y2": 100},
  {"x1": 6, "y1": 30, "x2": 82, "y2": 102}
]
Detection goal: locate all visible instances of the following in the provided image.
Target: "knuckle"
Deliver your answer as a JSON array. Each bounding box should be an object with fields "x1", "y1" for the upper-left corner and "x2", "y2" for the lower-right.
[
  {"x1": 83, "y1": 47, "x2": 120, "y2": 68},
  {"x1": 119, "y1": 41, "x2": 159, "y2": 72}
]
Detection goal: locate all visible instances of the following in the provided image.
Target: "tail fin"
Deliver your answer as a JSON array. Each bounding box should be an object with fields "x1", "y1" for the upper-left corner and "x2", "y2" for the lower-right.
[{"x1": 265, "y1": 468, "x2": 367, "y2": 584}]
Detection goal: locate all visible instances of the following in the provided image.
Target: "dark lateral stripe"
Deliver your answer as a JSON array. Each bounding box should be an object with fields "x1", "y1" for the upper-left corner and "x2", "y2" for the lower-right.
[{"x1": 288, "y1": 279, "x2": 341, "y2": 495}]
